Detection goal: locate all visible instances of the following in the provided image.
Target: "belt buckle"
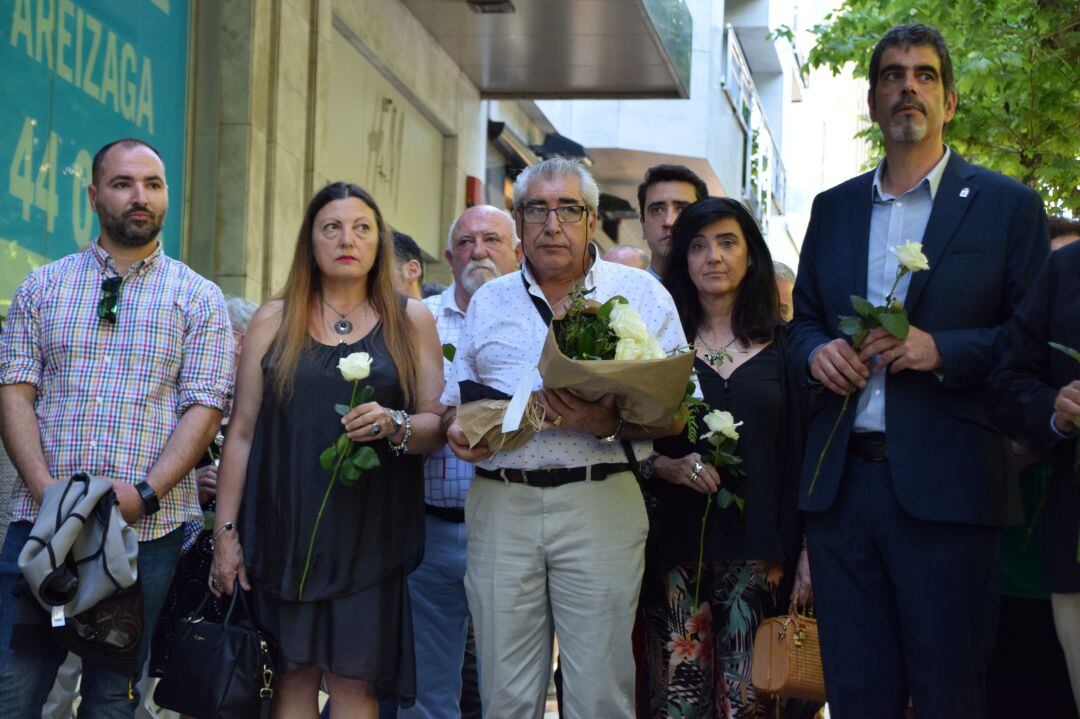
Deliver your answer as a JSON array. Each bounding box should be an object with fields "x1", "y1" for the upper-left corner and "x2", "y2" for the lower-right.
[{"x1": 520, "y1": 468, "x2": 529, "y2": 485}]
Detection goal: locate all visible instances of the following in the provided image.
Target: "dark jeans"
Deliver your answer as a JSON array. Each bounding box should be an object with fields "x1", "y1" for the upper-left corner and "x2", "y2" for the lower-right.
[
  {"x1": 806, "y1": 457, "x2": 1000, "y2": 719},
  {"x1": 0, "y1": 520, "x2": 183, "y2": 719}
]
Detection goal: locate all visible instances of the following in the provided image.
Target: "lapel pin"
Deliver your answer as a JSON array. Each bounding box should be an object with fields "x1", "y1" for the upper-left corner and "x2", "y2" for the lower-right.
[{"x1": 959, "y1": 187, "x2": 970, "y2": 198}]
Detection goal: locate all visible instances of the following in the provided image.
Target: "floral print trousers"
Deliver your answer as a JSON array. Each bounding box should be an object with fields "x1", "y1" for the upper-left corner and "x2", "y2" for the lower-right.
[{"x1": 643, "y1": 559, "x2": 790, "y2": 719}]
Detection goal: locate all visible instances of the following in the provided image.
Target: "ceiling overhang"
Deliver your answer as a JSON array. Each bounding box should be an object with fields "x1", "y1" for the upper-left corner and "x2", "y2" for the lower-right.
[{"x1": 400, "y1": 0, "x2": 692, "y2": 99}]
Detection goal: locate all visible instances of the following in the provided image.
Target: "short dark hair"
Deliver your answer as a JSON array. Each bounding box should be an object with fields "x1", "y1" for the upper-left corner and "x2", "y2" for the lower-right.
[
  {"x1": 1048, "y1": 215, "x2": 1080, "y2": 240},
  {"x1": 637, "y1": 164, "x2": 708, "y2": 219},
  {"x1": 662, "y1": 197, "x2": 780, "y2": 345},
  {"x1": 392, "y1": 230, "x2": 424, "y2": 281},
  {"x1": 869, "y1": 24, "x2": 955, "y2": 99},
  {"x1": 91, "y1": 138, "x2": 164, "y2": 185}
]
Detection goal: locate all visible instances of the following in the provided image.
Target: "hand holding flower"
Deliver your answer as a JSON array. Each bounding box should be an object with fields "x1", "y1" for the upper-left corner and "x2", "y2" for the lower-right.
[
  {"x1": 1052, "y1": 380, "x2": 1080, "y2": 434},
  {"x1": 857, "y1": 324, "x2": 943, "y2": 374}
]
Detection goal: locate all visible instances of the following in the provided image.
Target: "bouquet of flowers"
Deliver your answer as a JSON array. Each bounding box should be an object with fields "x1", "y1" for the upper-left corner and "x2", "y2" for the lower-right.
[
  {"x1": 807, "y1": 241, "x2": 930, "y2": 495},
  {"x1": 457, "y1": 287, "x2": 696, "y2": 451},
  {"x1": 298, "y1": 352, "x2": 381, "y2": 599}
]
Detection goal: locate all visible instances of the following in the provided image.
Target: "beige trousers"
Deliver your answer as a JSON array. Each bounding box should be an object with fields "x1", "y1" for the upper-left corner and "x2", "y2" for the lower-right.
[
  {"x1": 464, "y1": 471, "x2": 648, "y2": 719},
  {"x1": 1052, "y1": 592, "x2": 1080, "y2": 713}
]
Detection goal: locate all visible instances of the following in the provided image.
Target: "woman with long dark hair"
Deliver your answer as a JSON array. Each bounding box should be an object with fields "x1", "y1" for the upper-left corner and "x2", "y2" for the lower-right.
[
  {"x1": 643, "y1": 197, "x2": 814, "y2": 717},
  {"x1": 209, "y1": 182, "x2": 445, "y2": 717}
]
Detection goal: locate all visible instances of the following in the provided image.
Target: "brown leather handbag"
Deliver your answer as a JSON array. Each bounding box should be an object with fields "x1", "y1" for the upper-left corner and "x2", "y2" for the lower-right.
[{"x1": 750, "y1": 603, "x2": 827, "y2": 702}]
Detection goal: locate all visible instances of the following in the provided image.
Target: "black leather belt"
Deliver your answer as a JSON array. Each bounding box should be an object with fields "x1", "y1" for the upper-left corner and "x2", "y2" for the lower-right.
[
  {"x1": 476, "y1": 463, "x2": 630, "y2": 488},
  {"x1": 847, "y1": 432, "x2": 888, "y2": 462},
  {"x1": 424, "y1": 504, "x2": 465, "y2": 523}
]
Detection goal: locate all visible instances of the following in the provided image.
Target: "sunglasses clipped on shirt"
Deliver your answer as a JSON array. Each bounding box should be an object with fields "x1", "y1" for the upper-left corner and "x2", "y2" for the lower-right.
[{"x1": 97, "y1": 276, "x2": 122, "y2": 324}]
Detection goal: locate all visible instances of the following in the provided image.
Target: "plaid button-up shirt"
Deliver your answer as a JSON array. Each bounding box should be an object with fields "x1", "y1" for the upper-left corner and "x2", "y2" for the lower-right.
[
  {"x1": 423, "y1": 285, "x2": 473, "y2": 509},
  {"x1": 0, "y1": 241, "x2": 234, "y2": 541}
]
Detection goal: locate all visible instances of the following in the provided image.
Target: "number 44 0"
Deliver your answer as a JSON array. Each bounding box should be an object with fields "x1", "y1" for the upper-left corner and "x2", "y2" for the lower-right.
[{"x1": 8, "y1": 116, "x2": 94, "y2": 246}]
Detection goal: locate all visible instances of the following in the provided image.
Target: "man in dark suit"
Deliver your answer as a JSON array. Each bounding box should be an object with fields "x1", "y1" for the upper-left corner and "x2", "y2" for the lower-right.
[
  {"x1": 788, "y1": 24, "x2": 1048, "y2": 718},
  {"x1": 988, "y1": 240, "x2": 1080, "y2": 711}
]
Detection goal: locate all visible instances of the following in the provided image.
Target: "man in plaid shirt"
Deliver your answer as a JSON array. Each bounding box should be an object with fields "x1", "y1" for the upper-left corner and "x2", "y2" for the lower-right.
[
  {"x1": 401, "y1": 206, "x2": 520, "y2": 719},
  {"x1": 0, "y1": 138, "x2": 234, "y2": 717}
]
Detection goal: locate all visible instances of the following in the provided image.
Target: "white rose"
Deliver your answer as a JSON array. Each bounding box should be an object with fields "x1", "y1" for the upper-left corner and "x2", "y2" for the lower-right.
[
  {"x1": 614, "y1": 337, "x2": 645, "y2": 360},
  {"x1": 702, "y1": 410, "x2": 742, "y2": 441},
  {"x1": 609, "y1": 301, "x2": 650, "y2": 342},
  {"x1": 896, "y1": 241, "x2": 929, "y2": 273},
  {"x1": 337, "y1": 352, "x2": 373, "y2": 381},
  {"x1": 615, "y1": 335, "x2": 666, "y2": 360}
]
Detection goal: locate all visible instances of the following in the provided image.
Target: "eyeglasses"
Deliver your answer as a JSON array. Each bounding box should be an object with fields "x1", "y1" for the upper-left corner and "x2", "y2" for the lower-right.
[
  {"x1": 97, "y1": 277, "x2": 122, "y2": 324},
  {"x1": 519, "y1": 205, "x2": 588, "y2": 224}
]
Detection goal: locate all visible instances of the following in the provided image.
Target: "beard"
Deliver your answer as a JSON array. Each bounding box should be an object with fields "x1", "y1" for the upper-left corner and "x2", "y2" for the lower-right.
[
  {"x1": 459, "y1": 258, "x2": 501, "y2": 296},
  {"x1": 97, "y1": 204, "x2": 164, "y2": 247},
  {"x1": 886, "y1": 93, "x2": 929, "y2": 143}
]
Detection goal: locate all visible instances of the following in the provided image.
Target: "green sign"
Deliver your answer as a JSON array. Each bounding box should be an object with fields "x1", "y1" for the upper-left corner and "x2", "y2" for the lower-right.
[{"x1": 0, "y1": 0, "x2": 189, "y2": 312}]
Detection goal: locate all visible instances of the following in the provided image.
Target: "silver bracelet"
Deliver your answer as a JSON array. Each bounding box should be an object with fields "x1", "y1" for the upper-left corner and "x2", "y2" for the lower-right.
[
  {"x1": 211, "y1": 521, "x2": 238, "y2": 547},
  {"x1": 388, "y1": 413, "x2": 412, "y2": 456}
]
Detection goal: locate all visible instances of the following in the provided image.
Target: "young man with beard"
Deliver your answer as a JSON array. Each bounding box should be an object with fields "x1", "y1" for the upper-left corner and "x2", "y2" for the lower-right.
[
  {"x1": 402, "y1": 205, "x2": 521, "y2": 719},
  {"x1": 637, "y1": 164, "x2": 707, "y2": 280},
  {"x1": 789, "y1": 24, "x2": 1047, "y2": 718},
  {"x1": 0, "y1": 138, "x2": 234, "y2": 717}
]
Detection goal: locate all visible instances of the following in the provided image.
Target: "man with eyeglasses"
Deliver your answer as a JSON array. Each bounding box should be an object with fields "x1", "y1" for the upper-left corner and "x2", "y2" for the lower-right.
[
  {"x1": 443, "y1": 158, "x2": 686, "y2": 717},
  {"x1": 0, "y1": 138, "x2": 233, "y2": 717}
]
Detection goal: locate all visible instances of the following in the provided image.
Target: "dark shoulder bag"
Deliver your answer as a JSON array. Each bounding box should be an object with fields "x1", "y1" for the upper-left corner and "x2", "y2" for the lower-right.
[{"x1": 154, "y1": 583, "x2": 275, "y2": 719}]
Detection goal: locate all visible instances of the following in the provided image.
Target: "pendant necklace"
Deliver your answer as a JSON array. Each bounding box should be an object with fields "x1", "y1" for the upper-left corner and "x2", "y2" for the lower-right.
[
  {"x1": 695, "y1": 331, "x2": 745, "y2": 369},
  {"x1": 323, "y1": 298, "x2": 365, "y2": 337}
]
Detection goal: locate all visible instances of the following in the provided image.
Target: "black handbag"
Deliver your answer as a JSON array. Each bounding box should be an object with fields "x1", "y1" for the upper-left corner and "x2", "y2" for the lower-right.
[{"x1": 154, "y1": 584, "x2": 275, "y2": 719}]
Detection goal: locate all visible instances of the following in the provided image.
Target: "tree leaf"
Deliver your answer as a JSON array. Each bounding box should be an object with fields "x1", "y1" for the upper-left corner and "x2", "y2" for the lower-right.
[
  {"x1": 878, "y1": 310, "x2": 910, "y2": 340},
  {"x1": 357, "y1": 385, "x2": 374, "y2": 404},
  {"x1": 335, "y1": 433, "x2": 352, "y2": 456},
  {"x1": 732, "y1": 494, "x2": 746, "y2": 514},
  {"x1": 715, "y1": 488, "x2": 735, "y2": 509},
  {"x1": 850, "y1": 295, "x2": 875, "y2": 318},
  {"x1": 838, "y1": 315, "x2": 865, "y2": 337},
  {"x1": 334, "y1": 404, "x2": 351, "y2": 416},
  {"x1": 852, "y1": 329, "x2": 869, "y2": 349},
  {"x1": 442, "y1": 343, "x2": 456, "y2": 362}
]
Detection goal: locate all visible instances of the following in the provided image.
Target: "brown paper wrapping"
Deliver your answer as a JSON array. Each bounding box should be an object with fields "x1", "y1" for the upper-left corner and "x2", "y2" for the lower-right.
[
  {"x1": 456, "y1": 397, "x2": 544, "y2": 452},
  {"x1": 537, "y1": 325, "x2": 695, "y2": 428}
]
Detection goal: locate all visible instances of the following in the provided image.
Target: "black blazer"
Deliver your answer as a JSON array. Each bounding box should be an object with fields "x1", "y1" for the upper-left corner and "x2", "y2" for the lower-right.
[
  {"x1": 988, "y1": 242, "x2": 1080, "y2": 591},
  {"x1": 789, "y1": 151, "x2": 1048, "y2": 526}
]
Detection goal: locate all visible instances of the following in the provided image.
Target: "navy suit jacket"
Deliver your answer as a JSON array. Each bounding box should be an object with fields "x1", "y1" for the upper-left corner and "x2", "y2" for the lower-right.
[
  {"x1": 789, "y1": 151, "x2": 1048, "y2": 526},
  {"x1": 988, "y1": 242, "x2": 1080, "y2": 590}
]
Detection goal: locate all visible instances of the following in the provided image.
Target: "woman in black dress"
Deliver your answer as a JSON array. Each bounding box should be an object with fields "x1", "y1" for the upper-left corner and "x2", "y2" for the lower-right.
[
  {"x1": 209, "y1": 182, "x2": 445, "y2": 717},
  {"x1": 644, "y1": 197, "x2": 814, "y2": 718}
]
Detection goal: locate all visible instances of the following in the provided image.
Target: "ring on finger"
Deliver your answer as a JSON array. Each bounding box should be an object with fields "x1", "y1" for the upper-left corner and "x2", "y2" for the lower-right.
[
  {"x1": 211, "y1": 578, "x2": 223, "y2": 591},
  {"x1": 690, "y1": 473, "x2": 700, "y2": 484},
  {"x1": 370, "y1": 423, "x2": 382, "y2": 436},
  {"x1": 693, "y1": 461, "x2": 703, "y2": 473},
  {"x1": 553, "y1": 415, "x2": 564, "y2": 427}
]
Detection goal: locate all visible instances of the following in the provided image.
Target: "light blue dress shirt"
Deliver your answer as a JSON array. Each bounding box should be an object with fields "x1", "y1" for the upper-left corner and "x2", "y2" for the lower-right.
[{"x1": 851, "y1": 148, "x2": 951, "y2": 433}]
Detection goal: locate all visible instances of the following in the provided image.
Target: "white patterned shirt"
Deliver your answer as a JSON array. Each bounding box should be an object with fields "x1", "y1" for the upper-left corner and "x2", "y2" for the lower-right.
[
  {"x1": 442, "y1": 251, "x2": 686, "y2": 471},
  {"x1": 423, "y1": 285, "x2": 473, "y2": 508}
]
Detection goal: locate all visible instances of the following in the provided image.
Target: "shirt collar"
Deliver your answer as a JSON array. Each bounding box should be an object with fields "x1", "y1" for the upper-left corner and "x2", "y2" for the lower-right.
[
  {"x1": 440, "y1": 283, "x2": 465, "y2": 316},
  {"x1": 90, "y1": 237, "x2": 164, "y2": 278},
  {"x1": 872, "y1": 145, "x2": 951, "y2": 202}
]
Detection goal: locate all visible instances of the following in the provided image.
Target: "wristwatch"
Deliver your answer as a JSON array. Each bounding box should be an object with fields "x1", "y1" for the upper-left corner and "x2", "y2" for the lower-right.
[
  {"x1": 599, "y1": 417, "x2": 624, "y2": 444},
  {"x1": 387, "y1": 409, "x2": 406, "y2": 434},
  {"x1": 134, "y1": 481, "x2": 160, "y2": 516}
]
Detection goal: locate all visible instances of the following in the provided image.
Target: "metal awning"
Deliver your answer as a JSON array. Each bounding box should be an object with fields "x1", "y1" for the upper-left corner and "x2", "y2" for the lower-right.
[{"x1": 400, "y1": 0, "x2": 692, "y2": 98}]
